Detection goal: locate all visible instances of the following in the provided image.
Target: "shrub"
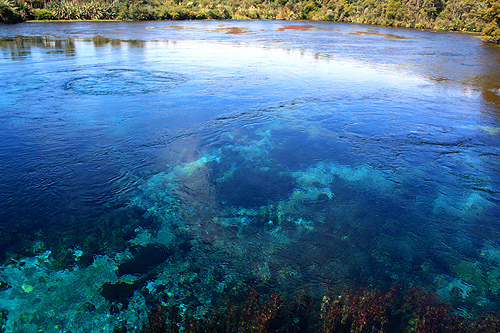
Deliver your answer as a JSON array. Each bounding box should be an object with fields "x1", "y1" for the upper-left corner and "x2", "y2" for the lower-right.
[
  {"x1": 0, "y1": 2, "x2": 23, "y2": 23},
  {"x1": 483, "y1": 1, "x2": 500, "y2": 43},
  {"x1": 482, "y1": 22, "x2": 500, "y2": 42},
  {"x1": 33, "y1": 8, "x2": 55, "y2": 20}
]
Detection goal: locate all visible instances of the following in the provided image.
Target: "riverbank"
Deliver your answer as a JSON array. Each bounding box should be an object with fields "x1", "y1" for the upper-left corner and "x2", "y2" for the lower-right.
[{"x1": 1, "y1": 0, "x2": 500, "y2": 42}]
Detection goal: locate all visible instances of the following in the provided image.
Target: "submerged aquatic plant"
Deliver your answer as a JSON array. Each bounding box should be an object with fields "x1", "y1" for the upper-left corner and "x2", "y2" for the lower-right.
[
  {"x1": 321, "y1": 285, "x2": 396, "y2": 332},
  {"x1": 142, "y1": 300, "x2": 168, "y2": 333},
  {"x1": 140, "y1": 284, "x2": 500, "y2": 332}
]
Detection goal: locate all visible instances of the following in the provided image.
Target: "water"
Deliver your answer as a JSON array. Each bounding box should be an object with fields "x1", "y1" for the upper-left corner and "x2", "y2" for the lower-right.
[{"x1": 0, "y1": 20, "x2": 500, "y2": 332}]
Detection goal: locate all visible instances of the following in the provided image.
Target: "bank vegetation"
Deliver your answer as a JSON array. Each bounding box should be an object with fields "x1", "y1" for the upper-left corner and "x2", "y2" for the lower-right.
[{"x1": 1, "y1": 0, "x2": 500, "y2": 42}]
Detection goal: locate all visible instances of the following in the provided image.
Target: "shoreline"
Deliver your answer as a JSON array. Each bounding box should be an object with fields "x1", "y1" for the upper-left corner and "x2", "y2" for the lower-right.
[
  {"x1": 2, "y1": 0, "x2": 497, "y2": 42},
  {"x1": 19, "y1": 18, "x2": 487, "y2": 38}
]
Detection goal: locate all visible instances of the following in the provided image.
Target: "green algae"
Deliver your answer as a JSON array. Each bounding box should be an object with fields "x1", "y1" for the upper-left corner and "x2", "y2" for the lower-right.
[{"x1": 0, "y1": 252, "x2": 146, "y2": 332}]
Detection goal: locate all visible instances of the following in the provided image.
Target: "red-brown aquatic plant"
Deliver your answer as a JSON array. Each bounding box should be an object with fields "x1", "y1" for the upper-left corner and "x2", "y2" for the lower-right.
[
  {"x1": 140, "y1": 284, "x2": 500, "y2": 332},
  {"x1": 321, "y1": 285, "x2": 396, "y2": 332},
  {"x1": 142, "y1": 300, "x2": 168, "y2": 333}
]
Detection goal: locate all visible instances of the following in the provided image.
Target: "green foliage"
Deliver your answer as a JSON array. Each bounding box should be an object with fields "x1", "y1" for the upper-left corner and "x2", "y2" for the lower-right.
[
  {"x1": 386, "y1": 0, "x2": 401, "y2": 20},
  {"x1": 483, "y1": 1, "x2": 500, "y2": 42},
  {"x1": 485, "y1": 0, "x2": 500, "y2": 24},
  {"x1": 0, "y1": 2, "x2": 23, "y2": 23},
  {"x1": 0, "y1": 0, "x2": 496, "y2": 42},
  {"x1": 33, "y1": 8, "x2": 54, "y2": 19},
  {"x1": 297, "y1": 1, "x2": 320, "y2": 19},
  {"x1": 125, "y1": 4, "x2": 155, "y2": 20},
  {"x1": 422, "y1": 0, "x2": 444, "y2": 18},
  {"x1": 47, "y1": 1, "x2": 118, "y2": 20},
  {"x1": 482, "y1": 21, "x2": 500, "y2": 42}
]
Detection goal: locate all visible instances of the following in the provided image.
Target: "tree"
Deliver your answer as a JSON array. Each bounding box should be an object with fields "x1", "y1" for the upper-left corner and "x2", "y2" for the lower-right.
[
  {"x1": 482, "y1": 1, "x2": 500, "y2": 42},
  {"x1": 0, "y1": 2, "x2": 23, "y2": 22},
  {"x1": 386, "y1": 0, "x2": 401, "y2": 20}
]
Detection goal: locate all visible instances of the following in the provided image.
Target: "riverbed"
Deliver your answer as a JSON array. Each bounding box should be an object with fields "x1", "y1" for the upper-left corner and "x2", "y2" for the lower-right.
[{"x1": 0, "y1": 20, "x2": 499, "y2": 332}]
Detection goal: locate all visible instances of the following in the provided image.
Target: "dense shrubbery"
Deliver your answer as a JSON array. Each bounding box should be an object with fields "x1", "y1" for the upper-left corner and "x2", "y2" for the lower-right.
[
  {"x1": 1, "y1": 0, "x2": 500, "y2": 42},
  {"x1": 0, "y1": 2, "x2": 23, "y2": 23},
  {"x1": 0, "y1": 0, "x2": 32, "y2": 22},
  {"x1": 46, "y1": 1, "x2": 117, "y2": 20},
  {"x1": 482, "y1": 1, "x2": 500, "y2": 42},
  {"x1": 33, "y1": 8, "x2": 54, "y2": 19}
]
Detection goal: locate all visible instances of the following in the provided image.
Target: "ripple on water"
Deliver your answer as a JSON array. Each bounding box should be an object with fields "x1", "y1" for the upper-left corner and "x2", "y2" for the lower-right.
[{"x1": 64, "y1": 69, "x2": 187, "y2": 95}]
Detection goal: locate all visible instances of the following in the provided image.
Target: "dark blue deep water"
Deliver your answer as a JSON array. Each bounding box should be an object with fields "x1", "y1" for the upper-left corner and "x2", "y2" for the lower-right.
[{"x1": 1, "y1": 20, "x2": 500, "y2": 332}]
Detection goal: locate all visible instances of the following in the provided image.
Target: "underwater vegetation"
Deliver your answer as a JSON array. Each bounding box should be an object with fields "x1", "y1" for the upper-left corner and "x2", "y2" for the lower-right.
[
  {"x1": 0, "y1": 37, "x2": 499, "y2": 333},
  {"x1": 140, "y1": 285, "x2": 500, "y2": 332},
  {"x1": 0, "y1": 97, "x2": 497, "y2": 332},
  {"x1": 3, "y1": 96, "x2": 497, "y2": 331}
]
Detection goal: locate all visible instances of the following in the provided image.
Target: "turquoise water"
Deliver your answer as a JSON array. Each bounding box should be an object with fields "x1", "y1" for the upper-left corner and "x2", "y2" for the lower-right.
[{"x1": 0, "y1": 20, "x2": 500, "y2": 331}]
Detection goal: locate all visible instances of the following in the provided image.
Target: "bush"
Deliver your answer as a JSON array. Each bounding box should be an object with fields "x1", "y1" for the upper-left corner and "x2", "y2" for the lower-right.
[
  {"x1": 483, "y1": 1, "x2": 500, "y2": 43},
  {"x1": 482, "y1": 22, "x2": 500, "y2": 43},
  {"x1": 0, "y1": 2, "x2": 23, "y2": 23},
  {"x1": 33, "y1": 8, "x2": 55, "y2": 20}
]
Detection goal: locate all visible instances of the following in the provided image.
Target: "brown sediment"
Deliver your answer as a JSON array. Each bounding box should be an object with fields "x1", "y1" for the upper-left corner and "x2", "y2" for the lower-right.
[
  {"x1": 277, "y1": 24, "x2": 314, "y2": 31},
  {"x1": 214, "y1": 27, "x2": 248, "y2": 35},
  {"x1": 168, "y1": 25, "x2": 187, "y2": 29},
  {"x1": 349, "y1": 31, "x2": 409, "y2": 39}
]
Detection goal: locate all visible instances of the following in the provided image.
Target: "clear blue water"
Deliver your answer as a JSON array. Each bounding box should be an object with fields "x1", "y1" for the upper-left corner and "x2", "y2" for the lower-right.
[{"x1": 0, "y1": 20, "x2": 500, "y2": 332}]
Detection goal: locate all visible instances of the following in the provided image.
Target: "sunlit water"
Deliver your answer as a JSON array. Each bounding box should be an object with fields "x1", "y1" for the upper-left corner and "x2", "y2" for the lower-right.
[{"x1": 1, "y1": 20, "x2": 500, "y2": 332}]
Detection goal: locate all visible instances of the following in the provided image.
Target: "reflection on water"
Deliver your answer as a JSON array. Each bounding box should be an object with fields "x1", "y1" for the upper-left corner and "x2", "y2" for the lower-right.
[
  {"x1": 0, "y1": 20, "x2": 499, "y2": 332},
  {"x1": 0, "y1": 35, "x2": 153, "y2": 60},
  {"x1": 0, "y1": 36, "x2": 76, "y2": 59},
  {"x1": 88, "y1": 35, "x2": 127, "y2": 47}
]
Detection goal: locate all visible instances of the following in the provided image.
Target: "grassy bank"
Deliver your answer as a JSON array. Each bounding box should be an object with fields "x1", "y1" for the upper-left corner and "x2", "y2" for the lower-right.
[{"x1": 1, "y1": 0, "x2": 500, "y2": 42}]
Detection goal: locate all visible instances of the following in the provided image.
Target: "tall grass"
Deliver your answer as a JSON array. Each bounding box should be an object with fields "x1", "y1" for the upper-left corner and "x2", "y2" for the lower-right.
[{"x1": 47, "y1": 1, "x2": 118, "y2": 20}]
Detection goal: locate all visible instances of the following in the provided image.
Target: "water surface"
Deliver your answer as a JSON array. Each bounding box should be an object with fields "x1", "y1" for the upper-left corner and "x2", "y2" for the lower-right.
[{"x1": 0, "y1": 20, "x2": 500, "y2": 332}]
